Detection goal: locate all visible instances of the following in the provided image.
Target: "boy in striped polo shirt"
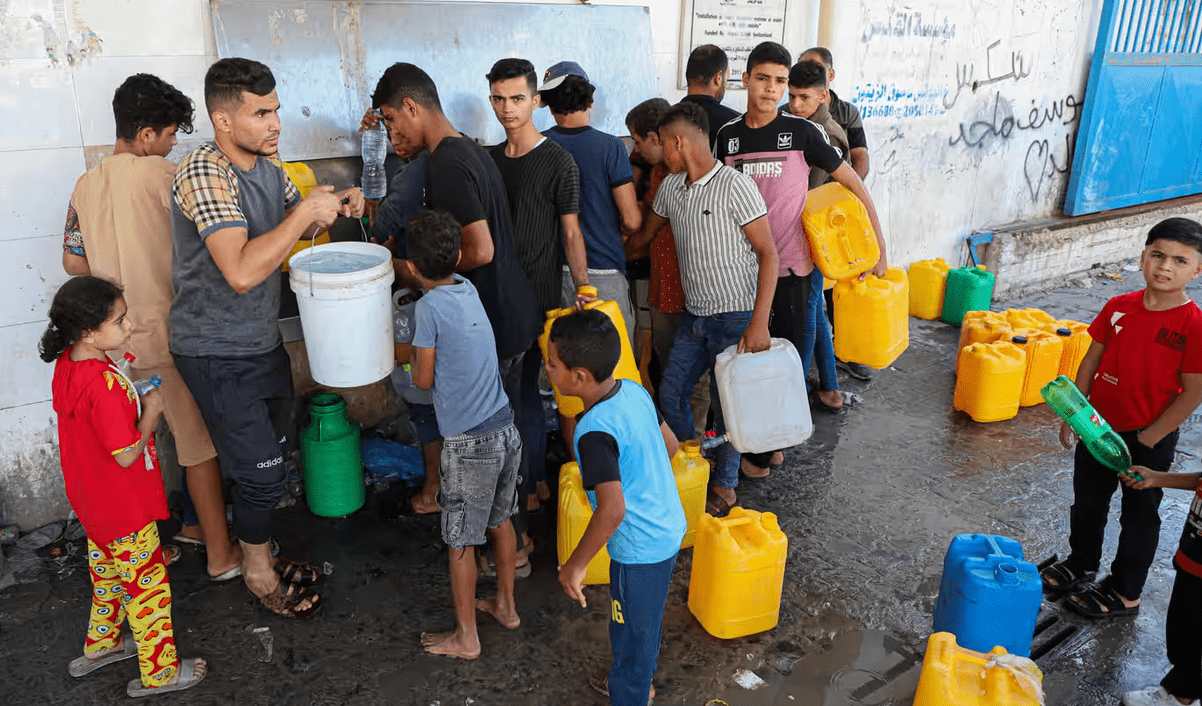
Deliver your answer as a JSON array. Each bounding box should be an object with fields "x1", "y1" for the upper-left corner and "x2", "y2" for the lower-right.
[{"x1": 639, "y1": 101, "x2": 779, "y2": 514}]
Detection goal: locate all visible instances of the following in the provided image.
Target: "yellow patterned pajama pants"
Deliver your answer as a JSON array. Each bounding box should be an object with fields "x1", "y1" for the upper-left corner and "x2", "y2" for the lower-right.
[{"x1": 84, "y1": 521, "x2": 179, "y2": 688}]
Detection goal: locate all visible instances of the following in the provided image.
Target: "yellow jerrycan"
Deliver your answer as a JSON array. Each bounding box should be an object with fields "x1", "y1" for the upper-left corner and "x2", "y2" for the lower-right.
[
  {"x1": 953, "y1": 340, "x2": 1025, "y2": 422},
  {"x1": 801, "y1": 182, "x2": 880, "y2": 281},
  {"x1": 1052, "y1": 320, "x2": 1092, "y2": 380},
  {"x1": 833, "y1": 267, "x2": 909, "y2": 369},
  {"x1": 1012, "y1": 330, "x2": 1064, "y2": 407},
  {"x1": 955, "y1": 312, "x2": 1011, "y2": 372},
  {"x1": 539, "y1": 286, "x2": 641, "y2": 418},
  {"x1": 688, "y1": 507, "x2": 788, "y2": 639},
  {"x1": 673, "y1": 441, "x2": 710, "y2": 549},
  {"x1": 556, "y1": 462, "x2": 611, "y2": 585},
  {"x1": 908, "y1": 258, "x2": 953, "y2": 320},
  {"x1": 281, "y1": 161, "x2": 330, "y2": 272},
  {"x1": 1005, "y1": 308, "x2": 1057, "y2": 332},
  {"x1": 913, "y1": 632, "x2": 1044, "y2": 706}
]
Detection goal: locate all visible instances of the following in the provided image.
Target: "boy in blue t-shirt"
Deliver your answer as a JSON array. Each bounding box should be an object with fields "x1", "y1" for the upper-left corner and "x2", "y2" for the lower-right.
[
  {"x1": 407, "y1": 210, "x2": 523, "y2": 660},
  {"x1": 546, "y1": 310, "x2": 687, "y2": 706}
]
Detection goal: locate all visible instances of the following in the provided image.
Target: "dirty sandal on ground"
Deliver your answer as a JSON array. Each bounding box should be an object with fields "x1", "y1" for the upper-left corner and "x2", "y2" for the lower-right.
[
  {"x1": 1039, "y1": 559, "x2": 1094, "y2": 599},
  {"x1": 126, "y1": 657, "x2": 207, "y2": 697},
  {"x1": 259, "y1": 582, "x2": 322, "y2": 620},
  {"x1": 706, "y1": 493, "x2": 736, "y2": 518},
  {"x1": 68, "y1": 635, "x2": 137, "y2": 677},
  {"x1": 276, "y1": 558, "x2": 322, "y2": 586},
  {"x1": 1066, "y1": 579, "x2": 1139, "y2": 620}
]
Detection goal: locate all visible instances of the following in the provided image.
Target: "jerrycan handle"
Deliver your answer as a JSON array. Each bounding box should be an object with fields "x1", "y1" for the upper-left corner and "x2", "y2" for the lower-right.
[{"x1": 577, "y1": 285, "x2": 598, "y2": 299}]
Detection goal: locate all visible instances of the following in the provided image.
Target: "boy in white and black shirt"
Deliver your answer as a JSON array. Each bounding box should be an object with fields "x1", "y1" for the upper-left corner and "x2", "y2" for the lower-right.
[{"x1": 640, "y1": 101, "x2": 778, "y2": 513}]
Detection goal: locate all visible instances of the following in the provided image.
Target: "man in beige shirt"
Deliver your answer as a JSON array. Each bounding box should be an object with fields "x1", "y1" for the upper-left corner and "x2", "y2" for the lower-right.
[{"x1": 63, "y1": 73, "x2": 240, "y2": 581}]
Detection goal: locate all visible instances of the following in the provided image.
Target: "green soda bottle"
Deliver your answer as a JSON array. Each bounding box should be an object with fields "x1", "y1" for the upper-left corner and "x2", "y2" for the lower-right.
[{"x1": 1041, "y1": 375, "x2": 1136, "y2": 477}]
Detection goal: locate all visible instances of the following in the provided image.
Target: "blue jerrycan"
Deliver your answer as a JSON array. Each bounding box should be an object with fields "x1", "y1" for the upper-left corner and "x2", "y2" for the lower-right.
[{"x1": 932, "y1": 534, "x2": 1042, "y2": 657}]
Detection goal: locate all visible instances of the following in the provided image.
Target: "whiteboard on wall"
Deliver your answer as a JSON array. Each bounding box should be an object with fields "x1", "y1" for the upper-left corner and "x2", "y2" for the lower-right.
[
  {"x1": 678, "y1": 0, "x2": 789, "y2": 90},
  {"x1": 210, "y1": 1, "x2": 657, "y2": 160}
]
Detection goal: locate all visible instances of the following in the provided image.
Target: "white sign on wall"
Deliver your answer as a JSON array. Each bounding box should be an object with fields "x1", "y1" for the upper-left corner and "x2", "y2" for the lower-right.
[{"x1": 679, "y1": 0, "x2": 789, "y2": 89}]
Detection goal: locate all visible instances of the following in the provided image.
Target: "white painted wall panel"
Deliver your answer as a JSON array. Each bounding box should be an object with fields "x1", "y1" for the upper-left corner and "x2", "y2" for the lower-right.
[
  {"x1": 0, "y1": 236, "x2": 69, "y2": 329},
  {"x1": 0, "y1": 401, "x2": 67, "y2": 531},
  {"x1": 0, "y1": 147, "x2": 85, "y2": 242},
  {"x1": 69, "y1": 0, "x2": 209, "y2": 57},
  {"x1": 826, "y1": 0, "x2": 1105, "y2": 267},
  {"x1": 0, "y1": 321, "x2": 56, "y2": 410},
  {"x1": 0, "y1": 61, "x2": 82, "y2": 151},
  {"x1": 72, "y1": 55, "x2": 215, "y2": 146}
]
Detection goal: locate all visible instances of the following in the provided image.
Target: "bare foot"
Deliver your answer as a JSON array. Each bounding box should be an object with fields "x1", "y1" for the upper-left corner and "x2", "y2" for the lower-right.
[
  {"x1": 178, "y1": 525, "x2": 204, "y2": 542},
  {"x1": 712, "y1": 486, "x2": 737, "y2": 509},
  {"x1": 741, "y1": 456, "x2": 770, "y2": 479},
  {"x1": 85, "y1": 638, "x2": 127, "y2": 660},
  {"x1": 476, "y1": 597, "x2": 521, "y2": 629},
  {"x1": 770, "y1": 451, "x2": 785, "y2": 466},
  {"x1": 817, "y1": 390, "x2": 844, "y2": 408},
  {"x1": 410, "y1": 493, "x2": 440, "y2": 515},
  {"x1": 159, "y1": 658, "x2": 208, "y2": 687},
  {"x1": 420, "y1": 630, "x2": 480, "y2": 659},
  {"x1": 207, "y1": 542, "x2": 243, "y2": 578},
  {"x1": 526, "y1": 492, "x2": 541, "y2": 512},
  {"x1": 536, "y1": 481, "x2": 551, "y2": 503}
]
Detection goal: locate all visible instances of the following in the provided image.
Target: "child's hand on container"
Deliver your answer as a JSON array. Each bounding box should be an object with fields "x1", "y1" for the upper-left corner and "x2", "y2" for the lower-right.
[
  {"x1": 1059, "y1": 421, "x2": 1079, "y2": 449},
  {"x1": 138, "y1": 389, "x2": 165, "y2": 432},
  {"x1": 1120, "y1": 466, "x2": 1158, "y2": 489}
]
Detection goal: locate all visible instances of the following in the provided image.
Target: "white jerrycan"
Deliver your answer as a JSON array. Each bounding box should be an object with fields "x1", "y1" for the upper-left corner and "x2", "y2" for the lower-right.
[{"x1": 712, "y1": 338, "x2": 813, "y2": 453}]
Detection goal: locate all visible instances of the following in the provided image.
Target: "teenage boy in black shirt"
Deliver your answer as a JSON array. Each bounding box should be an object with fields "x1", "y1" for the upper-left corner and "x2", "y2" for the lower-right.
[{"x1": 371, "y1": 62, "x2": 540, "y2": 415}]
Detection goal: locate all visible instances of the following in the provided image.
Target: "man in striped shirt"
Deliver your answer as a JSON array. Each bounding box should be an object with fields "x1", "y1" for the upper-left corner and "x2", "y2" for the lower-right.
[{"x1": 641, "y1": 101, "x2": 779, "y2": 514}]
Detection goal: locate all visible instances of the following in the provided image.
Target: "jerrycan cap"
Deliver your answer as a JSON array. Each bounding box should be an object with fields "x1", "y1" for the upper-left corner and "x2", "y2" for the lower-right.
[
  {"x1": 1056, "y1": 327, "x2": 1072, "y2": 336},
  {"x1": 1011, "y1": 335, "x2": 1028, "y2": 344},
  {"x1": 975, "y1": 265, "x2": 988, "y2": 271},
  {"x1": 995, "y1": 562, "x2": 1021, "y2": 585}
]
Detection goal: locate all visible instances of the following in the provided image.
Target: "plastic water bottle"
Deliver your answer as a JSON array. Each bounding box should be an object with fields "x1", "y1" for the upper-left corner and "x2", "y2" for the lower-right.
[
  {"x1": 1041, "y1": 375, "x2": 1135, "y2": 475},
  {"x1": 110, "y1": 352, "x2": 136, "y2": 380},
  {"x1": 132, "y1": 375, "x2": 162, "y2": 396},
  {"x1": 361, "y1": 115, "x2": 388, "y2": 200}
]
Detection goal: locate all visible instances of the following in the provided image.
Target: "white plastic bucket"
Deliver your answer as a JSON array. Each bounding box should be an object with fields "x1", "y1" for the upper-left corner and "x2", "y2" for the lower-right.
[
  {"x1": 288, "y1": 242, "x2": 395, "y2": 387},
  {"x1": 714, "y1": 338, "x2": 813, "y2": 453}
]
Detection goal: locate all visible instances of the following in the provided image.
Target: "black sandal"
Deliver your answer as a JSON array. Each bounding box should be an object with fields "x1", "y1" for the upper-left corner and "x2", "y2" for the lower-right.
[
  {"x1": 276, "y1": 558, "x2": 322, "y2": 587},
  {"x1": 1065, "y1": 577, "x2": 1139, "y2": 620},
  {"x1": 259, "y1": 582, "x2": 322, "y2": 620},
  {"x1": 1040, "y1": 559, "x2": 1095, "y2": 599}
]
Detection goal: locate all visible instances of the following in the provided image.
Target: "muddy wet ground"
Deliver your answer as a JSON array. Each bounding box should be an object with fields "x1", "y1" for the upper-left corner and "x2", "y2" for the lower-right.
[{"x1": 3, "y1": 259, "x2": 1198, "y2": 705}]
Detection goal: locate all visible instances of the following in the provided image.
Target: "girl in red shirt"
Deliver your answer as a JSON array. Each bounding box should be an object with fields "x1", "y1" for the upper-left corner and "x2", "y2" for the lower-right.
[{"x1": 39, "y1": 276, "x2": 206, "y2": 698}]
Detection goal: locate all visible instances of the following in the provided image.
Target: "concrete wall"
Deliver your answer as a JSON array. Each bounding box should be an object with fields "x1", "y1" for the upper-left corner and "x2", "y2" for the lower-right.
[{"x1": 823, "y1": 0, "x2": 1105, "y2": 270}]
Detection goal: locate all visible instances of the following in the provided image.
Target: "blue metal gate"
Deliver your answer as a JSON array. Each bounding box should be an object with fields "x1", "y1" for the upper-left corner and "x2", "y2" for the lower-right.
[{"x1": 1064, "y1": 0, "x2": 1202, "y2": 216}]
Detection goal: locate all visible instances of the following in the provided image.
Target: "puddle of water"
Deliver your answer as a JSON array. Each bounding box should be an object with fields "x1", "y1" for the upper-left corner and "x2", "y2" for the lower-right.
[{"x1": 705, "y1": 630, "x2": 923, "y2": 706}]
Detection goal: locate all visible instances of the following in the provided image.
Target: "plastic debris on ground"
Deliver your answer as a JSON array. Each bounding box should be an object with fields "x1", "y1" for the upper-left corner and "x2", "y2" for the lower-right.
[{"x1": 360, "y1": 434, "x2": 425, "y2": 488}]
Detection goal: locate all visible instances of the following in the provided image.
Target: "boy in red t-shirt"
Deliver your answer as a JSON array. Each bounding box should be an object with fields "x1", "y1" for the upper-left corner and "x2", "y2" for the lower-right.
[{"x1": 1041, "y1": 218, "x2": 1202, "y2": 622}]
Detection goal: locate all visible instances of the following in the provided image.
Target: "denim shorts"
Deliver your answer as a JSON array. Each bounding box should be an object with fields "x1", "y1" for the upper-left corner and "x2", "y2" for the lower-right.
[{"x1": 438, "y1": 422, "x2": 522, "y2": 548}]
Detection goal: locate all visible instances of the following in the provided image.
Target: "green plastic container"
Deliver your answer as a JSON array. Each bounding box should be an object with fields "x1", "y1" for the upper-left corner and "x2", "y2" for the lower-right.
[
  {"x1": 1041, "y1": 375, "x2": 1135, "y2": 476},
  {"x1": 941, "y1": 266, "x2": 996, "y2": 326},
  {"x1": 301, "y1": 393, "x2": 365, "y2": 517}
]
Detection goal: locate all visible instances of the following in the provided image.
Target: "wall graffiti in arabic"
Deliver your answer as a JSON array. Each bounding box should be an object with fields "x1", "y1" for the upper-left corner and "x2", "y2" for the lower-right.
[{"x1": 852, "y1": 83, "x2": 948, "y2": 120}]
